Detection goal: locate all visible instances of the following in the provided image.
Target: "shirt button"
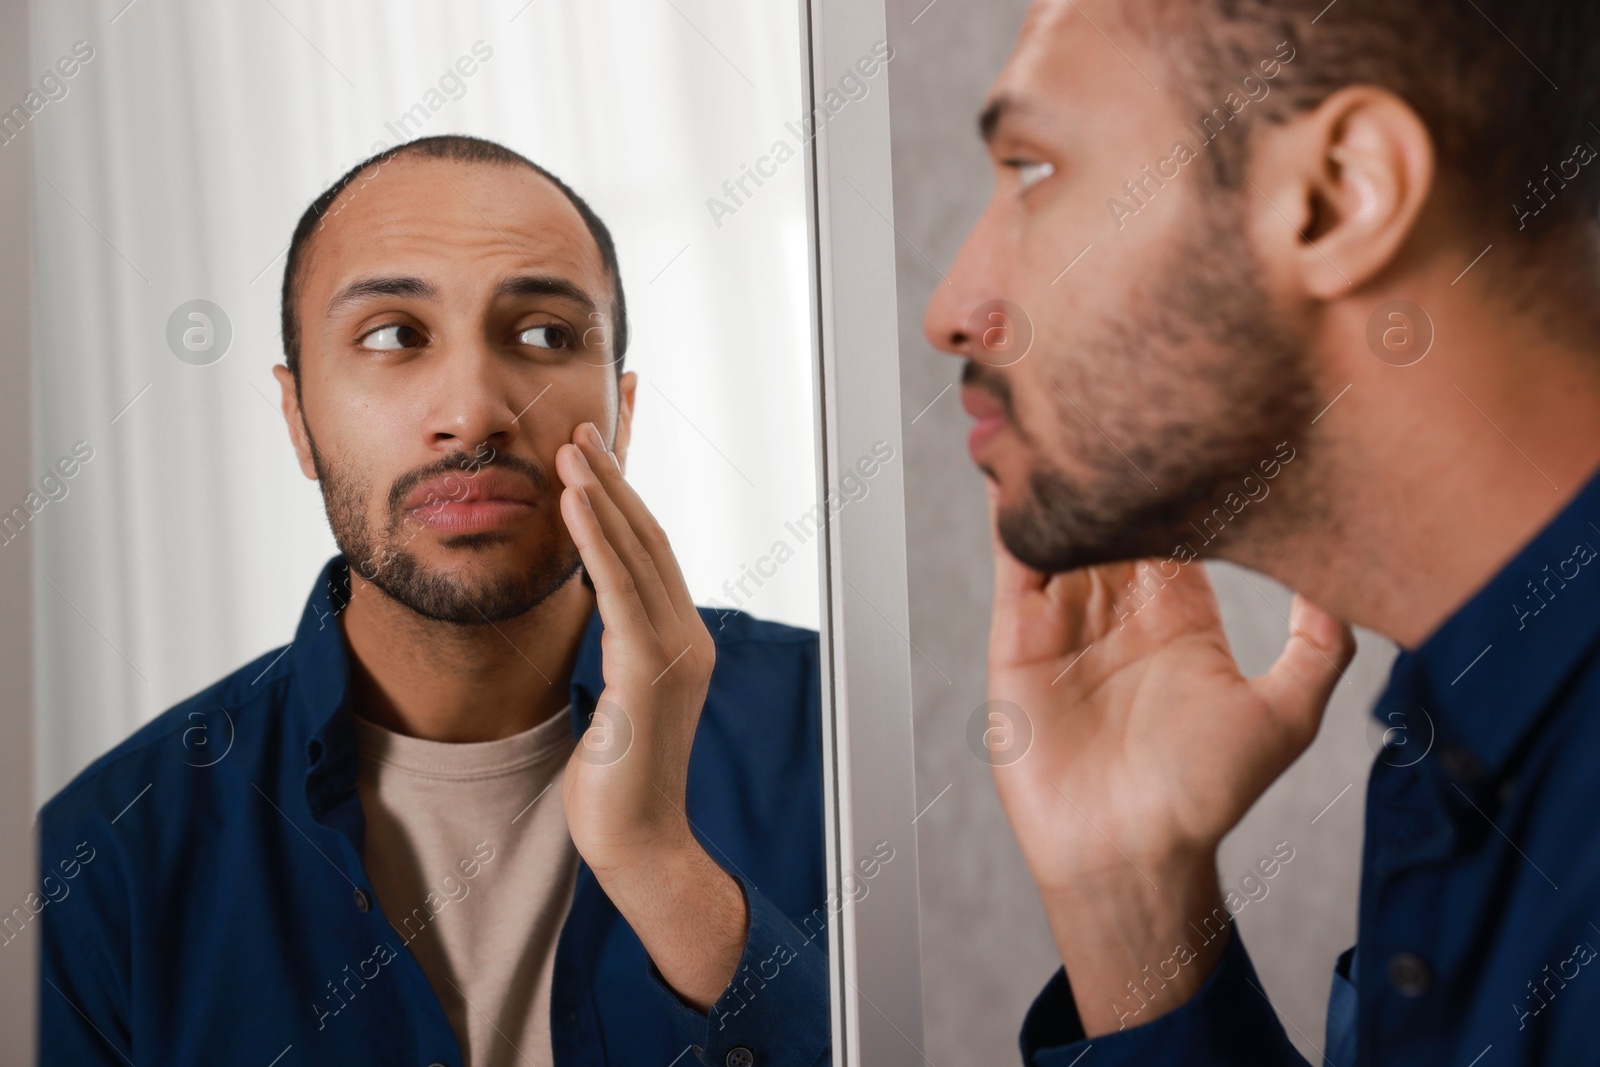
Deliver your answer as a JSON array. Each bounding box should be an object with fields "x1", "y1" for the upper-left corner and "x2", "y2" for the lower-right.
[
  {"x1": 353, "y1": 888, "x2": 371, "y2": 913},
  {"x1": 725, "y1": 1049, "x2": 754, "y2": 1067},
  {"x1": 1386, "y1": 952, "x2": 1432, "y2": 996}
]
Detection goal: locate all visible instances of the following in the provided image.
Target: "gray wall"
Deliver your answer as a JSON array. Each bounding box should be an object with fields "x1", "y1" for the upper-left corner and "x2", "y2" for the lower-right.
[{"x1": 882, "y1": 1, "x2": 1394, "y2": 1061}]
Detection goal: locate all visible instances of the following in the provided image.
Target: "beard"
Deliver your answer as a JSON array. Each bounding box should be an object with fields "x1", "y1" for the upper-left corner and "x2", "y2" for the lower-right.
[
  {"x1": 310, "y1": 439, "x2": 582, "y2": 625},
  {"x1": 985, "y1": 182, "x2": 1320, "y2": 574}
]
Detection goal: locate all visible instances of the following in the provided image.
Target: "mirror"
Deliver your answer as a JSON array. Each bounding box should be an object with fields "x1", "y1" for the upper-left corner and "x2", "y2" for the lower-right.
[{"x1": 7, "y1": 1, "x2": 884, "y2": 1064}]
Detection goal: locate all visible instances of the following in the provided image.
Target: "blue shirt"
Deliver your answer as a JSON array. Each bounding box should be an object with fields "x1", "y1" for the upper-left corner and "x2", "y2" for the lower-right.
[
  {"x1": 35, "y1": 557, "x2": 831, "y2": 1067},
  {"x1": 1021, "y1": 467, "x2": 1600, "y2": 1065}
]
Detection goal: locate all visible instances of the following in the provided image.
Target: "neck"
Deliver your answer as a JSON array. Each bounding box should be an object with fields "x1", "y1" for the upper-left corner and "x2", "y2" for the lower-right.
[
  {"x1": 339, "y1": 564, "x2": 594, "y2": 742},
  {"x1": 1235, "y1": 322, "x2": 1600, "y2": 650}
]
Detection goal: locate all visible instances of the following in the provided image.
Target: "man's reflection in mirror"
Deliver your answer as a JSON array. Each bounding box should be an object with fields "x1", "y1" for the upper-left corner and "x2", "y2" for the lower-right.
[{"x1": 38, "y1": 135, "x2": 829, "y2": 1067}]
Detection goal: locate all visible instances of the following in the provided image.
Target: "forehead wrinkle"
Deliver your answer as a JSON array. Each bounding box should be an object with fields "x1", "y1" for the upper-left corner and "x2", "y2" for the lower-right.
[
  {"x1": 1002, "y1": 0, "x2": 1144, "y2": 95},
  {"x1": 336, "y1": 160, "x2": 593, "y2": 261},
  {"x1": 343, "y1": 210, "x2": 601, "y2": 297},
  {"x1": 302, "y1": 159, "x2": 613, "y2": 345},
  {"x1": 314, "y1": 220, "x2": 601, "y2": 316}
]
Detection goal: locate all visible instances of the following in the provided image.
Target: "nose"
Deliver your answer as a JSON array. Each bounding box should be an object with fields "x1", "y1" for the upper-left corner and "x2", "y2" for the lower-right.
[
  {"x1": 422, "y1": 339, "x2": 524, "y2": 462},
  {"x1": 922, "y1": 207, "x2": 1004, "y2": 359}
]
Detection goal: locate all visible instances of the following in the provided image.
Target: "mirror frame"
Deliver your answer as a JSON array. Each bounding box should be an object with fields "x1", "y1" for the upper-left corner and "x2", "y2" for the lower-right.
[
  {"x1": 801, "y1": 1, "x2": 927, "y2": 1062},
  {"x1": 2, "y1": 0, "x2": 39, "y2": 1058},
  {"x1": 0, "y1": 3, "x2": 930, "y2": 1060}
]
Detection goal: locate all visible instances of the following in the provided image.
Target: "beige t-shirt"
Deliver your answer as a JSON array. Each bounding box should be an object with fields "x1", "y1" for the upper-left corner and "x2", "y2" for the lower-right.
[{"x1": 354, "y1": 707, "x2": 579, "y2": 1067}]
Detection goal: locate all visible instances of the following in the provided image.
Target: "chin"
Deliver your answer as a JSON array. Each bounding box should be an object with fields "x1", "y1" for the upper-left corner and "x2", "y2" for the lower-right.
[
  {"x1": 432, "y1": 530, "x2": 525, "y2": 554},
  {"x1": 371, "y1": 545, "x2": 583, "y2": 626}
]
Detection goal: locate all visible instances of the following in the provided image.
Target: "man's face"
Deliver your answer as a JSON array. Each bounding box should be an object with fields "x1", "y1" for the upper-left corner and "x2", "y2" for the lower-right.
[
  {"x1": 924, "y1": 0, "x2": 1318, "y2": 573},
  {"x1": 277, "y1": 155, "x2": 630, "y2": 624}
]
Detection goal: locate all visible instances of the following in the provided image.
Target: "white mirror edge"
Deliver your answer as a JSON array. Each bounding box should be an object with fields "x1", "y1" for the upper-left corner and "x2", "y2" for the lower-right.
[
  {"x1": 800, "y1": 1, "x2": 927, "y2": 1063},
  {"x1": 2, "y1": 0, "x2": 40, "y2": 1059}
]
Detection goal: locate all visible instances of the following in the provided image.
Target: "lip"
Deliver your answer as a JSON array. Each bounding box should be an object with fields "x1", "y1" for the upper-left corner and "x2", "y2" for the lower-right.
[
  {"x1": 961, "y1": 385, "x2": 1009, "y2": 462},
  {"x1": 403, "y1": 469, "x2": 540, "y2": 533}
]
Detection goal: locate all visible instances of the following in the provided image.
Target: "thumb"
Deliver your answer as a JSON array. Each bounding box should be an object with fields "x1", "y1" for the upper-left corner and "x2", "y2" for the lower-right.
[{"x1": 1250, "y1": 593, "x2": 1355, "y2": 736}]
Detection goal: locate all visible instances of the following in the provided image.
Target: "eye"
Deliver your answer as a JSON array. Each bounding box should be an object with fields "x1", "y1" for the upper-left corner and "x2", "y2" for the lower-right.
[
  {"x1": 517, "y1": 324, "x2": 572, "y2": 350},
  {"x1": 359, "y1": 323, "x2": 425, "y2": 351},
  {"x1": 1008, "y1": 159, "x2": 1055, "y2": 193}
]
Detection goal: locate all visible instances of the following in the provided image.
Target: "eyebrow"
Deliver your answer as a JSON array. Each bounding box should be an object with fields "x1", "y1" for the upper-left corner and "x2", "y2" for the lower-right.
[
  {"x1": 322, "y1": 272, "x2": 600, "y2": 319},
  {"x1": 979, "y1": 94, "x2": 1013, "y2": 144},
  {"x1": 494, "y1": 274, "x2": 599, "y2": 313},
  {"x1": 325, "y1": 275, "x2": 437, "y2": 318},
  {"x1": 979, "y1": 93, "x2": 1046, "y2": 146}
]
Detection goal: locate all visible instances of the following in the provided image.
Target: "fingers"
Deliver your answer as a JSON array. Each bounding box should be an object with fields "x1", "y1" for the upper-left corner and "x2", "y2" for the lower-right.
[
  {"x1": 989, "y1": 477, "x2": 1091, "y2": 666},
  {"x1": 1251, "y1": 593, "x2": 1356, "y2": 738},
  {"x1": 559, "y1": 472, "x2": 658, "y2": 643},
  {"x1": 558, "y1": 436, "x2": 677, "y2": 634},
  {"x1": 574, "y1": 423, "x2": 698, "y2": 621}
]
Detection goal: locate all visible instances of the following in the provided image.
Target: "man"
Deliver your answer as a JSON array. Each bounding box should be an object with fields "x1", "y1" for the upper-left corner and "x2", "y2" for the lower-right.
[
  {"x1": 926, "y1": 1, "x2": 1600, "y2": 1063},
  {"x1": 38, "y1": 135, "x2": 830, "y2": 1067}
]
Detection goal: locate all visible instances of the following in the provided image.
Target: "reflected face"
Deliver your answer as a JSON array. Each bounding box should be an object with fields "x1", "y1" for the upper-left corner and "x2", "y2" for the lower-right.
[
  {"x1": 924, "y1": 0, "x2": 1317, "y2": 573},
  {"x1": 287, "y1": 155, "x2": 629, "y2": 623}
]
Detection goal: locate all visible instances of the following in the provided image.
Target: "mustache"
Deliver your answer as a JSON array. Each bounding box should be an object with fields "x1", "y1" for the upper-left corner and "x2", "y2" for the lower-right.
[
  {"x1": 385, "y1": 447, "x2": 552, "y2": 518},
  {"x1": 961, "y1": 358, "x2": 1017, "y2": 424}
]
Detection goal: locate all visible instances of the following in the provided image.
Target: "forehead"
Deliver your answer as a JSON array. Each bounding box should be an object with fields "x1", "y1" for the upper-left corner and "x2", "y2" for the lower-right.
[
  {"x1": 301, "y1": 155, "x2": 608, "y2": 308},
  {"x1": 986, "y1": 0, "x2": 1168, "y2": 137}
]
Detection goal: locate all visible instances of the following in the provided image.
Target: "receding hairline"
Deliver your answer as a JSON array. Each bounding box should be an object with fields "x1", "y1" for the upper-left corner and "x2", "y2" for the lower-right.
[{"x1": 289, "y1": 151, "x2": 606, "y2": 311}]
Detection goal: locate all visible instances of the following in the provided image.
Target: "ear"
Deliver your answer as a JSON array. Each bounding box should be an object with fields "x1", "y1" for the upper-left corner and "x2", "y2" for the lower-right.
[
  {"x1": 1247, "y1": 86, "x2": 1435, "y2": 298},
  {"x1": 611, "y1": 370, "x2": 638, "y2": 476},
  {"x1": 271, "y1": 364, "x2": 319, "y2": 480}
]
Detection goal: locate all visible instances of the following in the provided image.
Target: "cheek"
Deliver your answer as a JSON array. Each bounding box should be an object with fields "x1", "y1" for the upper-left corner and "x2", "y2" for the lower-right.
[
  {"x1": 1004, "y1": 359, "x2": 1109, "y2": 483},
  {"x1": 301, "y1": 390, "x2": 406, "y2": 514},
  {"x1": 1002, "y1": 359, "x2": 1063, "y2": 442},
  {"x1": 529, "y1": 381, "x2": 615, "y2": 475}
]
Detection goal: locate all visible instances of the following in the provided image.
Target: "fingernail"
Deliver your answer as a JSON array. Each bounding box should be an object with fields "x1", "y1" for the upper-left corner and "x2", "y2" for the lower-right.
[
  {"x1": 585, "y1": 422, "x2": 605, "y2": 450},
  {"x1": 573, "y1": 445, "x2": 593, "y2": 471},
  {"x1": 575, "y1": 485, "x2": 591, "y2": 509}
]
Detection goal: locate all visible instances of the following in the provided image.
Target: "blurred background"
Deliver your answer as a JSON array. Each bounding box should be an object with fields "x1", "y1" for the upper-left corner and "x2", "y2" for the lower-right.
[
  {"x1": 22, "y1": 0, "x2": 820, "y2": 811},
  {"x1": 882, "y1": 0, "x2": 1395, "y2": 1062}
]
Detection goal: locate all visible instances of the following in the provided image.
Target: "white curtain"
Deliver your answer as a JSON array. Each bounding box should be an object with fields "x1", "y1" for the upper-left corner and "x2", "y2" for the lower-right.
[{"x1": 29, "y1": 0, "x2": 817, "y2": 803}]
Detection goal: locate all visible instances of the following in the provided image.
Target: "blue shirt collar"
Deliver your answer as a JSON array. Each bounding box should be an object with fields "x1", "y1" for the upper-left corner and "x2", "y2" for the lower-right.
[
  {"x1": 1379, "y1": 466, "x2": 1600, "y2": 778},
  {"x1": 288, "y1": 556, "x2": 606, "y2": 807}
]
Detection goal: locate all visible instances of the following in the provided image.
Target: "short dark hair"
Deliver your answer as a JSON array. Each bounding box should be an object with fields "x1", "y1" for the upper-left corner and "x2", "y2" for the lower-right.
[
  {"x1": 1155, "y1": 1, "x2": 1600, "y2": 243},
  {"x1": 280, "y1": 134, "x2": 628, "y2": 380}
]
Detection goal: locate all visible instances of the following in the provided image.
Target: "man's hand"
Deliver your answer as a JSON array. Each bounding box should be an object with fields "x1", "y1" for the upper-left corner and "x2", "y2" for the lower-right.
[
  {"x1": 982, "y1": 481, "x2": 1354, "y2": 1034},
  {"x1": 555, "y1": 421, "x2": 746, "y2": 1012}
]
